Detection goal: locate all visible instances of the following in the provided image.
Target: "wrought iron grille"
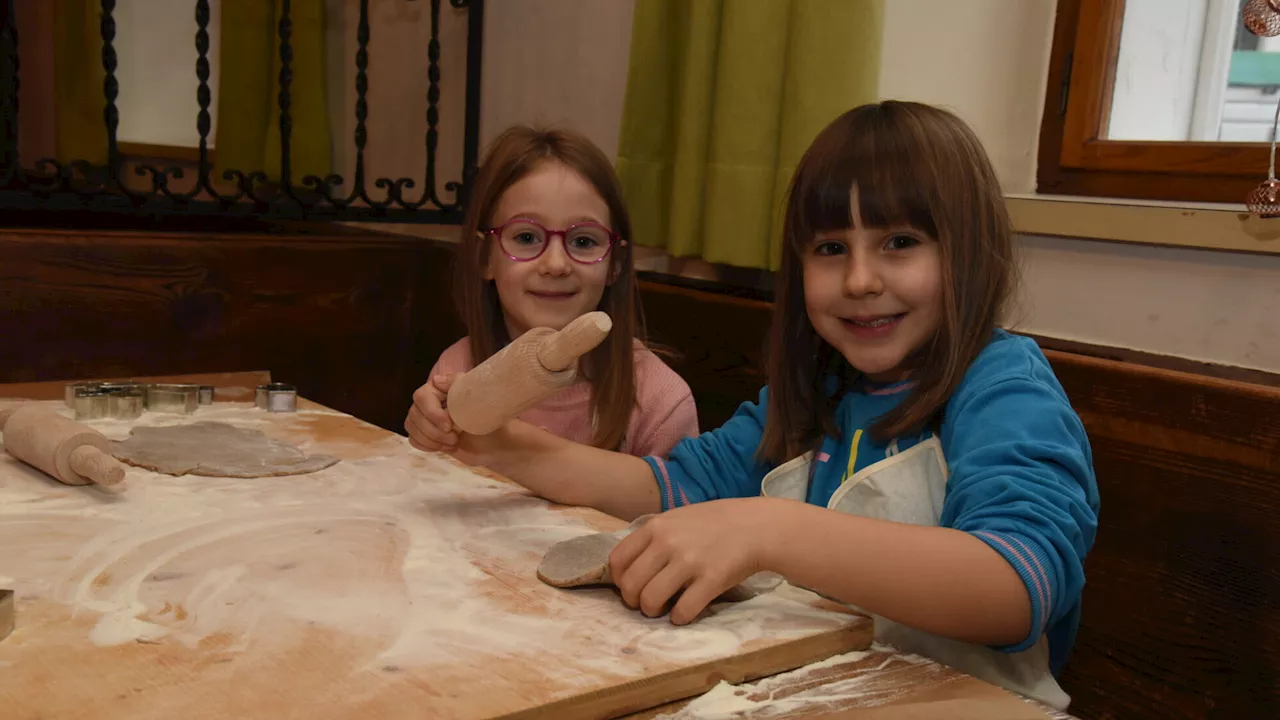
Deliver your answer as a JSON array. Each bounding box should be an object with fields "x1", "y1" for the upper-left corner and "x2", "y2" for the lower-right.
[{"x1": 0, "y1": 0, "x2": 483, "y2": 224}]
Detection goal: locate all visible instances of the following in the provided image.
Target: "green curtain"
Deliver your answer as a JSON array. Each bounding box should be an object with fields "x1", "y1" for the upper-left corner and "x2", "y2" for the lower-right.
[
  {"x1": 616, "y1": 0, "x2": 884, "y2": 271},
  {"x1": 217, "y1": 0, "x2": 331, "y2": 182},
  {"x1": 52, "y1": 0, "x2": 107, "y2": 165}
]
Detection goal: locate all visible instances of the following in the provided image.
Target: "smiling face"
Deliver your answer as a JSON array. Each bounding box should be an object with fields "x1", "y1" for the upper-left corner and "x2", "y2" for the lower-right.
[
  {"x1": 801, "y1": 189, "x2": 943, "y2": 383},
  {"x1": 485, "y1": 160, "x2": 613, "y2": 337},
  {"x1": 760, "y1": 101, "x2": 1015, "y2": 462}
]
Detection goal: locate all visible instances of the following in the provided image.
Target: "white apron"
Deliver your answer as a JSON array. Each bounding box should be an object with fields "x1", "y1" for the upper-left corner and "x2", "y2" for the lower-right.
[{"x1": 760, "y1": 436, "x2": 1071, "y2": 711}]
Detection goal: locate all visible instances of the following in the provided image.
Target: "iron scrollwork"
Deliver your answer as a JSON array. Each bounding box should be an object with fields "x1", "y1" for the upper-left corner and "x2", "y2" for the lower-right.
[{"x1": 0, "y1": 0, "x2": 484, "y2": 224}]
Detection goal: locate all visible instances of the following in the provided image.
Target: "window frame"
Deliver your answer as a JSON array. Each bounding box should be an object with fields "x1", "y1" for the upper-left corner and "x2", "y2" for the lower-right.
[{"x1": 1037, "y1": 0, "x2": 1273, "y2": 204}]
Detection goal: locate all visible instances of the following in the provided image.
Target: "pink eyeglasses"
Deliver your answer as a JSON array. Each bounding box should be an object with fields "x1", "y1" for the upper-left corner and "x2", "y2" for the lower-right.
[{"x1": 484, "y1": 218, "x2": 626, "y2": 265}]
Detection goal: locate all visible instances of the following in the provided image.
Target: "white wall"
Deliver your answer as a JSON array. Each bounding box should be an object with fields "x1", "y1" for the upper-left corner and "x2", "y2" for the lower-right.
[
  {"x1": 1015, "y1": 235, "x2": 1280, "y2": 372},
  {"x1": 114, "y1": 0, "x2": 222, "y2": 147},
  {"x1": 479, "y1": 0, "x2": 636, "y2": 159},
  {"x1": 877, "y1": 0, "x2": 1056, "y2": 195}
]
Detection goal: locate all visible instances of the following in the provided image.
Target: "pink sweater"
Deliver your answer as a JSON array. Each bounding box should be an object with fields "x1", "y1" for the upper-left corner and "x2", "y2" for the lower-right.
[{"x1": 430, "y1": 337, "x2": 700, "y2": 458}]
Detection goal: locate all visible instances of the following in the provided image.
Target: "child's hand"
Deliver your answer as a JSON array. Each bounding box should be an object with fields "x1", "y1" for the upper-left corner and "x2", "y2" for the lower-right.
[
  {"x1": 608, "y1": 498, "x2": 773, "y2": 625},
  {"x1": 405, "y1": 373, "x2": 460, "y2": 453}
]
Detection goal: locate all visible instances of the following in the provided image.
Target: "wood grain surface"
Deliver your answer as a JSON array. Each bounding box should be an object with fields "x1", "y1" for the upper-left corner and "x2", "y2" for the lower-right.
[
  {"x1": 1044, "y1": 351, "x2": 1280, "y2": 719},
  {"x1": 0, "y1": 227, "x2": 461, "y2": 432},
  {"x1": 0, "y1": 398, "x2": 873, "y2": 720},
  {"x1": 627, "y1": 646, "x2": 1069, "y2": 720}
]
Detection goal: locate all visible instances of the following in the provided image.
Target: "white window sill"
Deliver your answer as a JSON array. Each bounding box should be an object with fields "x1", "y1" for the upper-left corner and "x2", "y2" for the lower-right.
[{"x1": 1006, "y1": 193, "x2": 1280, "y2": 255}]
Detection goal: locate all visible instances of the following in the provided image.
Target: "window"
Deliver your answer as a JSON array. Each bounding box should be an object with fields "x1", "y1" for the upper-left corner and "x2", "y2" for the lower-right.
[{"x1": 1038, "y1": 0, "x2": 1280, "y2": 203}]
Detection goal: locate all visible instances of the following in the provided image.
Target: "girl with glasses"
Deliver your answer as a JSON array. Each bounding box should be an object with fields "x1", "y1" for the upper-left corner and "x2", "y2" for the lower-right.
[{"x1": 405, "y1": 126, "x2": 699, "y2": 458}]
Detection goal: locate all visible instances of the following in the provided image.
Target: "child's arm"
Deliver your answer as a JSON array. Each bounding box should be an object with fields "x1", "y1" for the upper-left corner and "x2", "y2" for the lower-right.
[
  {"x1": 457, "y1": 418, "x2": 662, "y2": 521},
  {"x1": 452, "y1": 387, "x2": 776, "y2": 521},
  {"x1": 610, "y1": 498, "x2": 1030, "y2": 643},
  {"x1": 762, "y1": 504, "x2": 1033, "y2": 644}
]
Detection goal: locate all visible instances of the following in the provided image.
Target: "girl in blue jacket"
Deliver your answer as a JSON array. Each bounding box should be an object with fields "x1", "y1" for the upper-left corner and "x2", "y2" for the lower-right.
[{"x1": 426, "y1": 101, "x2": 1100, "y2": 711}]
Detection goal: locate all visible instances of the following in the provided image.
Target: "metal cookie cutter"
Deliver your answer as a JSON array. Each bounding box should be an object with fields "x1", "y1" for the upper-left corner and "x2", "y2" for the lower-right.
[
  {"x1": 72, "y1": 385, "x2": 110, "y2": 421},
  {"x1": 99, "y1": 382, "x2": 146, "y2": 420},
  {"x1": 65, "y1": 381, "x2": 104, "y2": 408},
  {"x1": 256, "y1": 383, "x2": 297, "y2": 413},
  {"x1": 146, "y1": 383, "x2": 199, "y2": 415}
]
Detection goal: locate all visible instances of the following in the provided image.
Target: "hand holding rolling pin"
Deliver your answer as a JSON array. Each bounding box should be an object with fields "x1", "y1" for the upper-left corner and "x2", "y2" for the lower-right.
[{"x1": 405, "y1": 311, "x2": 613, "y2": 454}]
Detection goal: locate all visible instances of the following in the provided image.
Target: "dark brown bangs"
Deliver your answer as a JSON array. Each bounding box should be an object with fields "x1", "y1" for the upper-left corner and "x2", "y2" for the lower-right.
[{"x1": 789, "y1": 105, "x2": 939, "y2": 251}]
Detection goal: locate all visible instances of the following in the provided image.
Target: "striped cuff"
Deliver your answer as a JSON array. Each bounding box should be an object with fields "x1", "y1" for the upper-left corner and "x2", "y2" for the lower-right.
[
  {"x1": 643, "y1": 456, "x2": 690, "y2": 511},
  {"x1": 971, "y1": 530, "x2": 1055, "y2": 652}
]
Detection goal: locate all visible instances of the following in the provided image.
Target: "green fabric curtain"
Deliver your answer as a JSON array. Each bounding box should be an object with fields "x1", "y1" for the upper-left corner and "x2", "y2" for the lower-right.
[
  {"x1": 216, "y1": 0, "x2": 331, "y2": 182},
  {"x1": 616, "y1": 0, "x2": 884, "y2": 271},
  {"x1": 52, "y1": 0, "x2": 107, "y2": 165}
]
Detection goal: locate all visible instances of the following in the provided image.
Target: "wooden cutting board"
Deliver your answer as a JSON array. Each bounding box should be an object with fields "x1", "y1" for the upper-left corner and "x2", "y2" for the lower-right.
[{"x1": 0, "y1": 400, "x2": 873, "y2": 720}]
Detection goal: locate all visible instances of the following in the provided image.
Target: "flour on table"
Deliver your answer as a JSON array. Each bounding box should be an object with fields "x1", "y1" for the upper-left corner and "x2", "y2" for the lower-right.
[
  {"x1": 0, "y1": 401, "x2": 861, "y2": 701},
  {"x1": 651, "y1": 644, "x2": 947, "y2": 719}
]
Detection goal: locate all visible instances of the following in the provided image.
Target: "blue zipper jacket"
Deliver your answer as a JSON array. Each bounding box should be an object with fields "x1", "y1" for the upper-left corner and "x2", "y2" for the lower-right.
[{"x1": 643, "y1": 330, "x2": 1100, "y2": 675}]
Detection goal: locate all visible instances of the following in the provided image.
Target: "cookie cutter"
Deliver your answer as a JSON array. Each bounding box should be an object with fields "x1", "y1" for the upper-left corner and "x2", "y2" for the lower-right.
[
  {"x1": 72, "y1": 386, "x2": 110, "y2": 421},
  {"x1": 146, "y1": 383, "x2": 199, "y2": 415},
  {"x1": 101, "y1": 383, "x2": 145, "y2": 420},
  {"x1": 256, "y1": 383, "x2": 297, "y2": 413},
  {"x1": 198, "y1": 385, "x2": 215, "y2": 405},
  {"x1": 65, "y1": 381, "x2": 103, "y2": 408}
]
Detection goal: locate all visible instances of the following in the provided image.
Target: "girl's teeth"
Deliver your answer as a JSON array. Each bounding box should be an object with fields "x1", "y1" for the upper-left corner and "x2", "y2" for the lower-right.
[{"x1": 853, "y1": 316, "x2": 895, "y2": 327}]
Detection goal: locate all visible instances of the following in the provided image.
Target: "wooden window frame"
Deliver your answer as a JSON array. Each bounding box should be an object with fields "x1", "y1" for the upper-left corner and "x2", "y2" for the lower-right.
[{"x1": 1037, "y1": 0, "x2": 1272, "y2": 204}]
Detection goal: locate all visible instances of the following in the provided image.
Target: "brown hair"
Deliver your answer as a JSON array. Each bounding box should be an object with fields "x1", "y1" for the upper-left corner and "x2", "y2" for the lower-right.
[
  {"x1": 452, "y1": 125, "x2": 644, "y2": 450},
  {"x1": 759, "y1": 101, "x2": 1016, "y2": 463}
]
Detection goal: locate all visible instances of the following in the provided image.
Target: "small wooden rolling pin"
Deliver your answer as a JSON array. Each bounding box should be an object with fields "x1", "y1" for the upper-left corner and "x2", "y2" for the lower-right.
[
  {"x1": 0, "y1": 405, "x2": 126, "y2": 487},
  {"x1": 446, "y1": 311, "x2": 613, "y2": 435}
]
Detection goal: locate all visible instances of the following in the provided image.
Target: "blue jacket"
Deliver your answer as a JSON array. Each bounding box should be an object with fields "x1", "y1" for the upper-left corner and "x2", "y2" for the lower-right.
[{"x1": 643, "y1": 330, "x2": 1099, "y2": 675}]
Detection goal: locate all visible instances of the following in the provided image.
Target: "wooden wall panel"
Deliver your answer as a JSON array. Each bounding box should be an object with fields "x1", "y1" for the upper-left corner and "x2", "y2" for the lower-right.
[
  {"x1": 0, "y1": 228, "x2": 464, "y2": 432},
  {"x1": 637, "y1": 281, "x2": 771, "y2": 431},
  {"x1": 1043, "y1": 351, "x2": 1280, "y2": 720}
]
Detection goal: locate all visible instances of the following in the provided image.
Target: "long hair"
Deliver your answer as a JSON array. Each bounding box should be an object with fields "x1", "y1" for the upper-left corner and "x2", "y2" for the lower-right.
[
  {"x1": 452, "y1": 126, "x2": 643, "y2": 450},
  {"x1": 759, "y1": 101, "x2": 1016, "y2": 463}
]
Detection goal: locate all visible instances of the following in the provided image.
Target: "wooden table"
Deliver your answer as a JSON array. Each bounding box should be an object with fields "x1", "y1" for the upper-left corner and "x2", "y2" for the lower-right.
[
  {"x1": 0, "y1": 376, "x2": 1073, "y2": 719},
  {"x1": 625, "y1": 646, "x2": 1077, "y2": 720}
]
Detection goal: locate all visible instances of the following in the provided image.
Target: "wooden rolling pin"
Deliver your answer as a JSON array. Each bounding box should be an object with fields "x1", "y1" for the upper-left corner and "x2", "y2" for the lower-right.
[
  {"x1": 0, "y1": 405, "x2": 126, "y2": 487},
  {"x1": 446, "y1": 311, "x2": 613, "y2": 435}
]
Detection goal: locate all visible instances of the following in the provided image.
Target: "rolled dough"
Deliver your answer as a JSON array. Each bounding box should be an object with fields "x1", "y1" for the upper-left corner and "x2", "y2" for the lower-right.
[
  {"x1": 537, "y1": 516, "x2": 777, "y2": 605},
  {"x1": 111, "y1": 421, "x2": 340, "y2": 478}
]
